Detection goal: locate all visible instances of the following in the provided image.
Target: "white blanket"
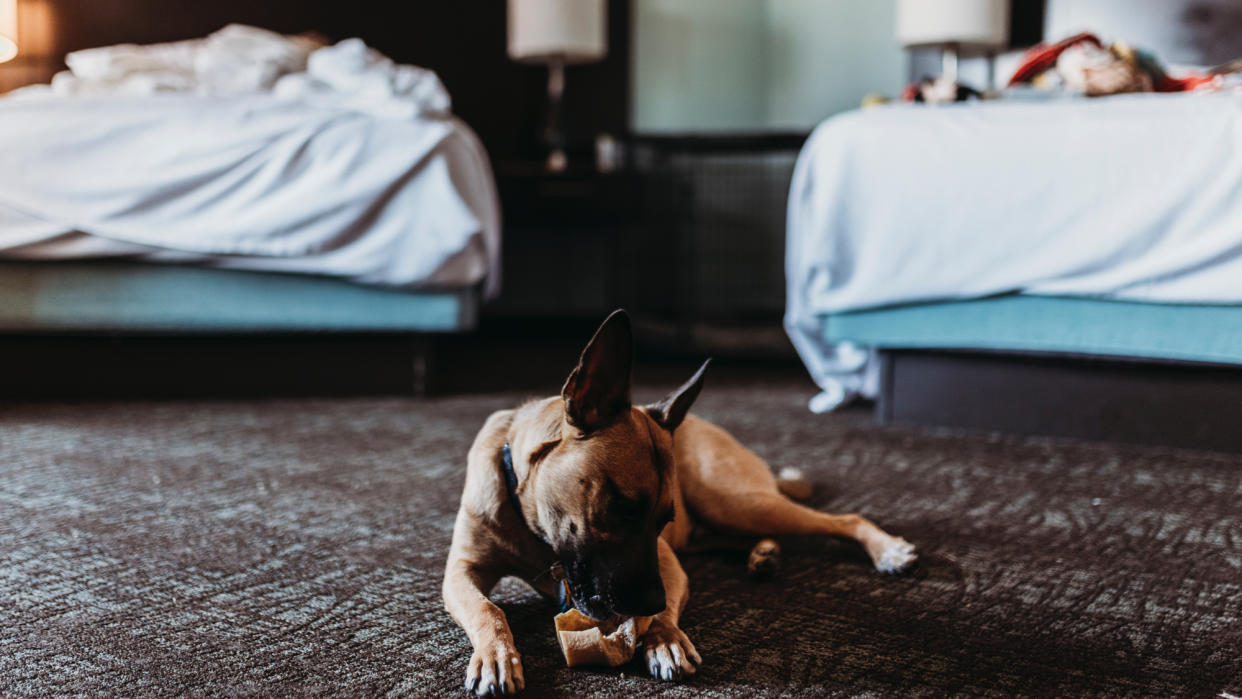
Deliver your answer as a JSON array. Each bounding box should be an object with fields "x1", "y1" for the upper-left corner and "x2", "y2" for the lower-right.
[
  {"x1": 786, "y1": 92, "x2": 1242, "y2": 410},
  {"x1": 0, "y1": 29, "x2": 495, "y2": 295},
  {"x1": 0, "y1": 95, "x2": 498, "y2": 295}
]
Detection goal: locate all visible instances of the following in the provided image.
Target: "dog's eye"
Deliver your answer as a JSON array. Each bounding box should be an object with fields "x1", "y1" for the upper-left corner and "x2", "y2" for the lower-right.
[{"x1": 605, "y1": 479, "x2": 650, "y2": 523}]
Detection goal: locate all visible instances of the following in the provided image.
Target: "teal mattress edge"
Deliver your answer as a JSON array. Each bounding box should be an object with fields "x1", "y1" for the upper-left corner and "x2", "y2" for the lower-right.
[
  {"x1": 0, "y1": 262, "x2": 478, "y2": 333},
  {"x1": 822, "y1": 295, "x2": 1242, "y2": 366}
]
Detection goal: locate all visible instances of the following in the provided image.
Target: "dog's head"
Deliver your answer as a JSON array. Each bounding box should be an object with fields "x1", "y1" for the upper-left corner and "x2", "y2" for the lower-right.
[{"x1": 519, "y1": 310, "x2": 708, "y2": 621}]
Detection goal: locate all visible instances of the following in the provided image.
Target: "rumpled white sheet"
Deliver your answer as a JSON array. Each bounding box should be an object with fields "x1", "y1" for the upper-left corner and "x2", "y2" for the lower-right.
[
  {"x1": 0, "y1": 95, "x2": 498, "y2": 295},
  {"x1": 786, "y1": 92, "x2": 1242, "y2": 411},
  {"x1": 1, "y1": 109, "x2": 499, "y2": 302},
  {"x1": 0, "y1": 28, "x2": 495, "y2": 295}
]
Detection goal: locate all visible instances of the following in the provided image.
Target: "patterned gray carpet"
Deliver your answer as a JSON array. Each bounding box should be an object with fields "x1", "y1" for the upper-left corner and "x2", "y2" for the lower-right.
[{"x1": 2, "y1": 369, "x2": 1240, "y2": 697}]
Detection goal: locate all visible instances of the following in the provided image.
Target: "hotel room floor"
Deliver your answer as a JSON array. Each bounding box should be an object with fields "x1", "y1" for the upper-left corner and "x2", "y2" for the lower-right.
[{"x1": 2, "y1": 368, "x2": 1238, "y2": 696}]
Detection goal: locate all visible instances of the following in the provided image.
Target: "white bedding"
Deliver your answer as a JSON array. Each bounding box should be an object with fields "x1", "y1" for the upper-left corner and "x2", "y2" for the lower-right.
[
  {"x1": 0, "y1": 29, "x2": 498, "y2": 297},
  {"x1": 786, "y1": 92, "x2": 1242, "y2": 409}
]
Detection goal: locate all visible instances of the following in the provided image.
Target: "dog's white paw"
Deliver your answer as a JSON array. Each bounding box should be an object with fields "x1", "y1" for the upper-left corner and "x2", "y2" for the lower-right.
[
  {"x1": 873, "y1": 537, "x2": 917, "y2": 574},
  {"x1": 640, "y1": 623, "x2": 700, "y2": 682},
  {"x1": 464, "y1": 640, "x2": 524, "y2": 697}
]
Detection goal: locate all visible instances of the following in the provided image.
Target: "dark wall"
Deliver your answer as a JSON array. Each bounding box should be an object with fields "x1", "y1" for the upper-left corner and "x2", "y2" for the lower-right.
[{"x1": 8, "y1": 0, "x2": 632, "y2": 163}]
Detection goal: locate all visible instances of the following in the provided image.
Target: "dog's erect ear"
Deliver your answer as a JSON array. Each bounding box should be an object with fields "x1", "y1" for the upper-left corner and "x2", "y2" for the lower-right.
[
  {"x1": 562, "y1": 309, "x2": 634, "y2": 432},
  {"x1": 647, "y1": 359, "x2": 710, "y2": 432}
]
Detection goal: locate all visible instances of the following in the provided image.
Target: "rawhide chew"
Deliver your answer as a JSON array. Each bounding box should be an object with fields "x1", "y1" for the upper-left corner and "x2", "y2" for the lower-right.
[{"x1": 553, "y1": 609, "x2": 653, "y2": 667}]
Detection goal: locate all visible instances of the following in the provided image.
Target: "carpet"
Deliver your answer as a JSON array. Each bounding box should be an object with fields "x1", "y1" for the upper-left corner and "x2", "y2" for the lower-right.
[{"x1": 1, "y1": 368, "x2": 1239, "y2": 696}]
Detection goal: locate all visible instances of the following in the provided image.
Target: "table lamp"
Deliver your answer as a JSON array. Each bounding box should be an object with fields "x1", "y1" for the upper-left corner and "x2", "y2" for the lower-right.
[
  {"x1": 0, "y1": 0, "x2": 18, "y2": 63},
  {"x1": 508, "y1": 0, "x2": 607, "y2": 172},
  {"x1": 896, "y1": 0, "x2": 1009, "y2": 83}
]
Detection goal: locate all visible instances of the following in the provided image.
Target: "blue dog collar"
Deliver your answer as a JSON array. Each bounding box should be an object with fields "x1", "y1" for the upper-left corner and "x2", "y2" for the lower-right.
[{"x1": 502, "y1": 443, "x2": 572, "y2": 613}]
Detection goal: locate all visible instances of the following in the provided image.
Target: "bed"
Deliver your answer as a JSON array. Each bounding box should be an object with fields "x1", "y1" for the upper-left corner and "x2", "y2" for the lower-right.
[
  {"x1": 785, "y1": 91, "x2": 1242, "y2": 450},
  {"x1": 0, "y1": 28, "x2": 499, "y2": 337}
]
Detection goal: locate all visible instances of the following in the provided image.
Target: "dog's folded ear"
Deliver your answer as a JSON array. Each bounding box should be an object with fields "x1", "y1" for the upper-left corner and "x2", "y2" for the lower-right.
[
  {"x1": 647, "y1": 358, "x2": 710, "y2": 432},
  {"x1": 562, "y1": 309, "x2": 634, "y2": 432}
]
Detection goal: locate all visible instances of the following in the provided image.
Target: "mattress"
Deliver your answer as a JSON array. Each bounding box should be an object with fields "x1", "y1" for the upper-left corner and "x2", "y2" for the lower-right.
[
  {"x1": 0, "y1": 93, "x2": 501, "y2": 298},
  {"x1": 785, "y1": 92, "x2": 1242, "y2": 410}
]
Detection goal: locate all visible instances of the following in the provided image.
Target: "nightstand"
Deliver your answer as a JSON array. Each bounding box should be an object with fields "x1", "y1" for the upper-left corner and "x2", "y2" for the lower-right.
[{"x1": 487, "y1": 164, "x2": 643, "y2": 318}]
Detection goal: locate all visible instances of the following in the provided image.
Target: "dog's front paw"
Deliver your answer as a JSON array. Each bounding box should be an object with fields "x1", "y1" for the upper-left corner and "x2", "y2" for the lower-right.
[
  {"x1": 464, "y1": 640, "x2": 524, "y2": 697},
  {"x1": 869, "y1": 536, "x2": 917, "y2": 574},
  {"x1": 639, "y1": 622, "x2": 701, "y2": 682}
]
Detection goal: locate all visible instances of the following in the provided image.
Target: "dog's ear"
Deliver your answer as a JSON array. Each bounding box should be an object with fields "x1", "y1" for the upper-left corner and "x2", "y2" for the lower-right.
[
  {"x1": 647, "y1": 359, "x2": 710, "y2": 431},
  {"x1": 562, "y1": 309, "x2": 633, "y2": 432}
]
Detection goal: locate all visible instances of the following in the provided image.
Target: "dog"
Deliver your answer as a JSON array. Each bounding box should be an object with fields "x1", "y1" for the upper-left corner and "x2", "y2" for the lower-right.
[{"x1": 443, "y1": 310, "x2": 915, "y2": 696}]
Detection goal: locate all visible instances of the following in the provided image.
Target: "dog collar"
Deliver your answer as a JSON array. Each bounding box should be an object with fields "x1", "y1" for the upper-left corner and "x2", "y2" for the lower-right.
[
  {"x1": 502, "y1": 443, "x2": 571, "y2": 612},
  {"x1": 501, "y1": 443, "x2": 523, "y2": 516}
]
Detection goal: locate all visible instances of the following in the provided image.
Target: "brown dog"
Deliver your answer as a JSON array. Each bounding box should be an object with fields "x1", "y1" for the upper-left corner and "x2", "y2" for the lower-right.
[{"x1": 443, "y1": 310, "x2": 915, "y2": 695}]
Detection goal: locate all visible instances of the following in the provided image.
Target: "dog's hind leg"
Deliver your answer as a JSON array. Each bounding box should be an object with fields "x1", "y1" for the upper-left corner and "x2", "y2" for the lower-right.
[
  {"x1": 676, "y1": 417, "x2": 915, "y2": 573},
  {"x1": 699, "y1": 491, "x2": 915, "y2": 573}
]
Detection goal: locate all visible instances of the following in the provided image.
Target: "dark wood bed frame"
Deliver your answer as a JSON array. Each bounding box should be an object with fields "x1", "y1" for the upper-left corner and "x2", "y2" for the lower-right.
[
  {"x1": 878, "y1": 350, "x2": 1242, "y2": 453},
  {"x1": 0, "y1": 333, "x2": 437, "y2": 399}
]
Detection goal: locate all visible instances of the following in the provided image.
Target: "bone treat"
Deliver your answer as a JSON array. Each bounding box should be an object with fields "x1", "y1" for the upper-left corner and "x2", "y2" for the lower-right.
[{"x1": 554, "y1": 609, "x2": 653, "y2": 667}]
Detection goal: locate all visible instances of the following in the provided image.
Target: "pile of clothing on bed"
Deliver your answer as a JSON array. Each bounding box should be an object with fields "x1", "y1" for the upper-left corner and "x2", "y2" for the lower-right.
[
  {"x1": 902, "y1": 30, "x2": 1242, "y2": 104},
  {"x1": 1005, "y1": 31, "x2": 1231, "y2": 96}
]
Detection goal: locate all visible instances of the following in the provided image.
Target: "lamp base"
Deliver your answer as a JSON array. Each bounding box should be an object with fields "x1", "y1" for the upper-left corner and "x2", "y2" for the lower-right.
[
  {"x1": 545, "y1": 149, "x2": 568, "y2": 173},
  {"x1": 542, "y1": 60, "x2": 568, "y2": 173}
]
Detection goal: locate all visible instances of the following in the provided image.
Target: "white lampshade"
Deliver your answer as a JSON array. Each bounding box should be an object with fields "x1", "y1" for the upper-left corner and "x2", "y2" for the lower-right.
[
  {"x1": 896, "y1": 0, "x2": 1010, "y2": 49},
  {"x1": 0, "y1": 0, "x2": 17, "y2": 63},
  {"x1": 508, "y1": 0, "x2": 607, "y2": 65}
]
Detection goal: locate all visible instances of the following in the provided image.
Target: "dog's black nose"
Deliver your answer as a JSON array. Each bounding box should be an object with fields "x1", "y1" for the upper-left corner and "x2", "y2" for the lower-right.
[{"x1": 615, "y1": 581, "x2": 666, "y2": 617}]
